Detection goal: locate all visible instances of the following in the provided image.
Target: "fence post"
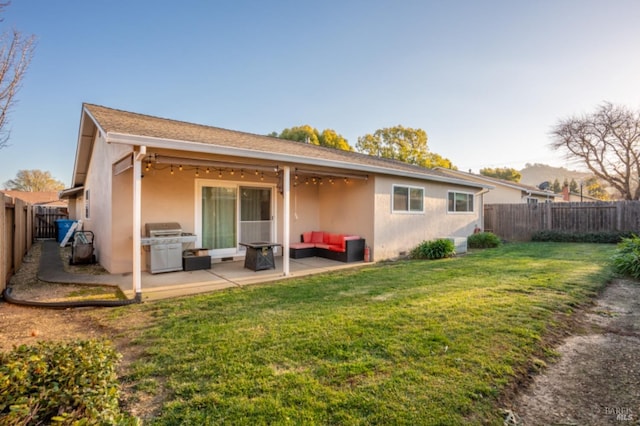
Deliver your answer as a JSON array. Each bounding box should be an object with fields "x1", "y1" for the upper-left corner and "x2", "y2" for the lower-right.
[{"x1": 0, "y1": 194, "x2": 6, "y2": 291}]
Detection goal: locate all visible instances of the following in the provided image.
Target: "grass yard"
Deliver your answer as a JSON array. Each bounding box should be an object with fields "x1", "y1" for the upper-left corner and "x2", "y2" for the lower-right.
[{"x1": 112, "y1": 242, "x2": 615, "y2": 425}]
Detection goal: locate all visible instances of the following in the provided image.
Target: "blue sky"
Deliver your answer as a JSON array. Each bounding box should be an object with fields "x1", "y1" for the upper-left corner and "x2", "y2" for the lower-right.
[{"x1": 1, "y1": 1, "x2": 639, "y2": 187}]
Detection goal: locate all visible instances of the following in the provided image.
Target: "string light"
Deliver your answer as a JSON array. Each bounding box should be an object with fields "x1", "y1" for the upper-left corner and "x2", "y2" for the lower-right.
[
  {"x1": 195, "y1": 167, "x2": 200, "y2": 177},
  {"x1": 206, "y1": 167, "x2": 210, "y2": 174},
  {"x1": 240, "y1": 170, "x2": 244, "y2": 178},
  {"x1": 260, "y1": 172, "x2": 264, "y2": 181},
  {"x1": 170, "y1": 165, "x2": 174, "y2": 175},
  {"x1": 179, "y1": 165, "x2": 183, "y2": 171},
  {"x1": 230, "y1": 169, "x2": 235, "y2": 175},
  {"x1": 218, "y1": 169, "x2": 222, "y2": 178}
]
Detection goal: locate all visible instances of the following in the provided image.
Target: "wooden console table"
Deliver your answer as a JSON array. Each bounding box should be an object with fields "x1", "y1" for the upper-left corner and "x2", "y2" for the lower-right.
[{"x1": 239, "y1": 242, "x2": 282, "y2": 271}]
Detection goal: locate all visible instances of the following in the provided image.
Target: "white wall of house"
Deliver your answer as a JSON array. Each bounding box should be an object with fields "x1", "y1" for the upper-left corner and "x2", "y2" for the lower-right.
[
  {"x1": 372, "y1": 175, "x2": 482, "y2": 261},
  {"x1": 288, "y1": 181, "x2": 320, "y2": 242},
  {"x1": 80, "y1": 133, "x2": 130, "y2": 272},
  {"x1": 318, "y1": 178, "x2": 374, "y2": 241}
]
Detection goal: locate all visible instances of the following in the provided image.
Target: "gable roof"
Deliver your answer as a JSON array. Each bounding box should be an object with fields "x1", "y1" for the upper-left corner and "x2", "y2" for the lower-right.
[
  {"x1": 73, "y1": 103, "x2": 488, "y2": 190},
  {"x1": 435, "y1": 168, "x2": 559, "y2": 199}
]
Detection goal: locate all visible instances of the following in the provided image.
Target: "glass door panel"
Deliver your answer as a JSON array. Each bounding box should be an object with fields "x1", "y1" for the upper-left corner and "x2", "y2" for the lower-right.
[
  {"x1": 202, "y1": 186, "x2": 237, "y2": 255},
  {"x1": 239, "y1": 187, "x2": 272, "y2": 245}
]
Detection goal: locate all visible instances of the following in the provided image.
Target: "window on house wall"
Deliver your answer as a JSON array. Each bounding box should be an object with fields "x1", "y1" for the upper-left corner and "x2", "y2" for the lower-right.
[
  {"x1": 392, "y1": 185, "x2": 424, "y2": 213},
  {"x1": 527, "y1": 197, "x2": 538, "y2": 205},
  {"x1": 84, "y1": 189, "x2": 90, "y2": 219},
  {"x1": 447, "y1": 191, "x2": 474, "y2": 213}
]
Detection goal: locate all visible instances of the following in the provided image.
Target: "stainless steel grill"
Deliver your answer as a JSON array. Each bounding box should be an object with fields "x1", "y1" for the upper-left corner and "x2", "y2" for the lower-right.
[{"x1": 141, "y1": 222, "x2": 197, "y2": 273}]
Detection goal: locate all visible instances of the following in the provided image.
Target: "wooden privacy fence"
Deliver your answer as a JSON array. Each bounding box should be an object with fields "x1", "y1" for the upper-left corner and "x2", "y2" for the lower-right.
[
  {"x1": 1, "y1": 194, "x2": 33, "y2": 291},
  {"x1": 484, "y1": 201, "x2": 640, "y2": 241}
]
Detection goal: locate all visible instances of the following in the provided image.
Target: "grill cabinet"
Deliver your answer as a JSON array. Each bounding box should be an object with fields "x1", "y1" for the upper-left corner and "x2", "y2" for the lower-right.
[{"x1": 141, "y1": 222, "x2": 196, "y2": 273}]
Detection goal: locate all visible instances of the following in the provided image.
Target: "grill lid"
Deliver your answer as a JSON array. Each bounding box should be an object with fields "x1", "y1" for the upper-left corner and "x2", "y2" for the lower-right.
[{"x1": 145, "y1": 222, "x2": 182, "y2": 237}]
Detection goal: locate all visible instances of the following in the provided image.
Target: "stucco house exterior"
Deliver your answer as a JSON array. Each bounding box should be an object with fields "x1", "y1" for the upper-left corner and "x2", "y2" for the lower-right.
[
  {"x1": 435, "y1": 168, "x2": 560, "y2": 204},
  {"x1": 61, "y1": 104, "x2": 489, "y2": 297}
]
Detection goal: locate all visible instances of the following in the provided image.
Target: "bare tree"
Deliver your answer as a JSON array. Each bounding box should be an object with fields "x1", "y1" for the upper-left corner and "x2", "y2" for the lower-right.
[
  {"x1": 550, "y1": 102, "x2": 640, "y2": 200},
  {"x1": 0, "y1": 2, "x2": 35, "y2": 149}
]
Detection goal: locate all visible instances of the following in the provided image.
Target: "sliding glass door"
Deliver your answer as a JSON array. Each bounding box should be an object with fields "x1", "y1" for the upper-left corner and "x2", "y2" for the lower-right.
[{"x1": 198, "y1": 182, "x2": 274, "y2": 257}]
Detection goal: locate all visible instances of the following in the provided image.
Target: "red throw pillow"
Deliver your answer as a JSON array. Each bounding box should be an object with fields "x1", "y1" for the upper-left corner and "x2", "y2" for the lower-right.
[{"x1": 302, "y1": 232, "x2": 312, "y2": 243}]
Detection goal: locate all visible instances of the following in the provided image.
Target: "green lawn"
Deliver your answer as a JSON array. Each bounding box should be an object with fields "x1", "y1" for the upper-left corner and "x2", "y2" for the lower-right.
[{"x1": 113, "y1": 243, "x2": 615, "y2": 425}]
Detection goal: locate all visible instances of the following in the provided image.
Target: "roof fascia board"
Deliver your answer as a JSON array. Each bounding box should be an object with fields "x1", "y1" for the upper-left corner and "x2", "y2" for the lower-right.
[{"x1": 106, "y1": 132, "x2": 489, "y2": 189}]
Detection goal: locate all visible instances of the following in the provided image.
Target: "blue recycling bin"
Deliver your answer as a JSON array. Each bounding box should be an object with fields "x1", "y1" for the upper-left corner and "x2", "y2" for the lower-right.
[{"x1": 55, "y1": 219, "x2": 76, "y2": 243}]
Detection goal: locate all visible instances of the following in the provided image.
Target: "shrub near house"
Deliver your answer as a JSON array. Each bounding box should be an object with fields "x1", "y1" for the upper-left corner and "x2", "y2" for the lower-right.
[{"x1": 410, "y1": 238, "x2": 456, "y2": 259}]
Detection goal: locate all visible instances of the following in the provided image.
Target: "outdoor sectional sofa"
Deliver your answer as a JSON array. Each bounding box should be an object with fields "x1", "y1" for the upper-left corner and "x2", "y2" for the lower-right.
[{"x1": 289, "y1": 231, "x2": 365, "y2": 262}]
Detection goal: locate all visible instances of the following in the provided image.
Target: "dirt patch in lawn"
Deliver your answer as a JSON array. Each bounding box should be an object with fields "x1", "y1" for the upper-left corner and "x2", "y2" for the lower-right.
[
  {"x1": 507, "y1": 279, "x2": 640, "y2": 425},
  {"x1": 1, "y1": 242, "x2": 639, "y2": 423}
]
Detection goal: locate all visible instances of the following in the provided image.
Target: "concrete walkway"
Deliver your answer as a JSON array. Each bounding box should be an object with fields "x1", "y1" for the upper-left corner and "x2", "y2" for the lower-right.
[{"x1": 37, "y1": 240, "x2": 365, "y2": 302}]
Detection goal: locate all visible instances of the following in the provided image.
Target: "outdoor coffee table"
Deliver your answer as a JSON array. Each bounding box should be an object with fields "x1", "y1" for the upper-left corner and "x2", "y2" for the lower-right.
[{"x1": 239, "y1": 242, "x2": 282, "y2": 271}]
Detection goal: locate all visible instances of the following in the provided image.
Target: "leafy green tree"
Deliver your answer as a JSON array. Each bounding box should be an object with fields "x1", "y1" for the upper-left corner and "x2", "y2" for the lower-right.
[
  {"x1": 3, "y1": 169, "x2": 65, "y2": 191},
  {"x1": 274, "y1": 125, "x2": 352, "y2": 151},
  {"x1": 569, "y1": 178, "x2": 579, "y2": 193},
  {"x1": 356, "y1": 125, "x2": 455, "y2": 168},
  {"x1": 551, "y1": 178, "x2": 562, "y2": 193},
  {"x1": 479, "y1": 167, "x2": 521, "y2": 182},
  {"x1": 425, "y1": 152, "x2": 455, "y2": 169}
]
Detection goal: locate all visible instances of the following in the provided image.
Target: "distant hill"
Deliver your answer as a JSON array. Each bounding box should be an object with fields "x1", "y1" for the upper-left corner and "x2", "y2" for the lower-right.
[{"x1": 519, "y1": 163, "x2": 593, "y2": 190}]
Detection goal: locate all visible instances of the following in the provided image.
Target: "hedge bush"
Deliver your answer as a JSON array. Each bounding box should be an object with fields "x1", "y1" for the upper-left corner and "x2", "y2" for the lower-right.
[
  {"x1": 0, "y1": 339, "x2": 138, "y2": 425},
  {"x1": 611, "y1": 235, "x2": 640, "y2": 279},
  {"x1": 467, "y1": 232, "x2": 501, "y2": 249},
  {"x1": 531, "y1": 230, "x2": 633, "y2": 244},
  {"x1": 410, "y1": 238, "x2": 456, "y2": 260}
]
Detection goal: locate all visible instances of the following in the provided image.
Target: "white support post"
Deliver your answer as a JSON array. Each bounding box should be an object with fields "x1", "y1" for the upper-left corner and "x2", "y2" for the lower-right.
[
  {"x1": 283, "y1": 166, "x2": 290, "y2": 276},
  {"x1": 132, "y1": 146, "x2": 145, "y2": 299}
]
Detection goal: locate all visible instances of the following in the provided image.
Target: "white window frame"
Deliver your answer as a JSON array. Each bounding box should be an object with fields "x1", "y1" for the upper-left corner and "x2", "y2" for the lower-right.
[
  {"x1": 392, "y1": 184, "x2": 425, "y2": 213},
  {"x1": 447, "y1": 191, "x2": 474, "y2": 214}
]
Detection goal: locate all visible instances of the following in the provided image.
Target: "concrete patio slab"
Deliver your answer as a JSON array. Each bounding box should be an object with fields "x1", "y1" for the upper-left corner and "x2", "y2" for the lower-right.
[{"x1": 38, "y1": 241, "x2": 368, "y2": 302}]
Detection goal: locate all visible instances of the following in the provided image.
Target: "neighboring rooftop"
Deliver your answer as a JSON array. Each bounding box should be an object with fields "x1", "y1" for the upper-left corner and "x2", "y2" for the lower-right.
[{"x1": 1, "y1": 190, "x2": 67, "y2": 206}]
